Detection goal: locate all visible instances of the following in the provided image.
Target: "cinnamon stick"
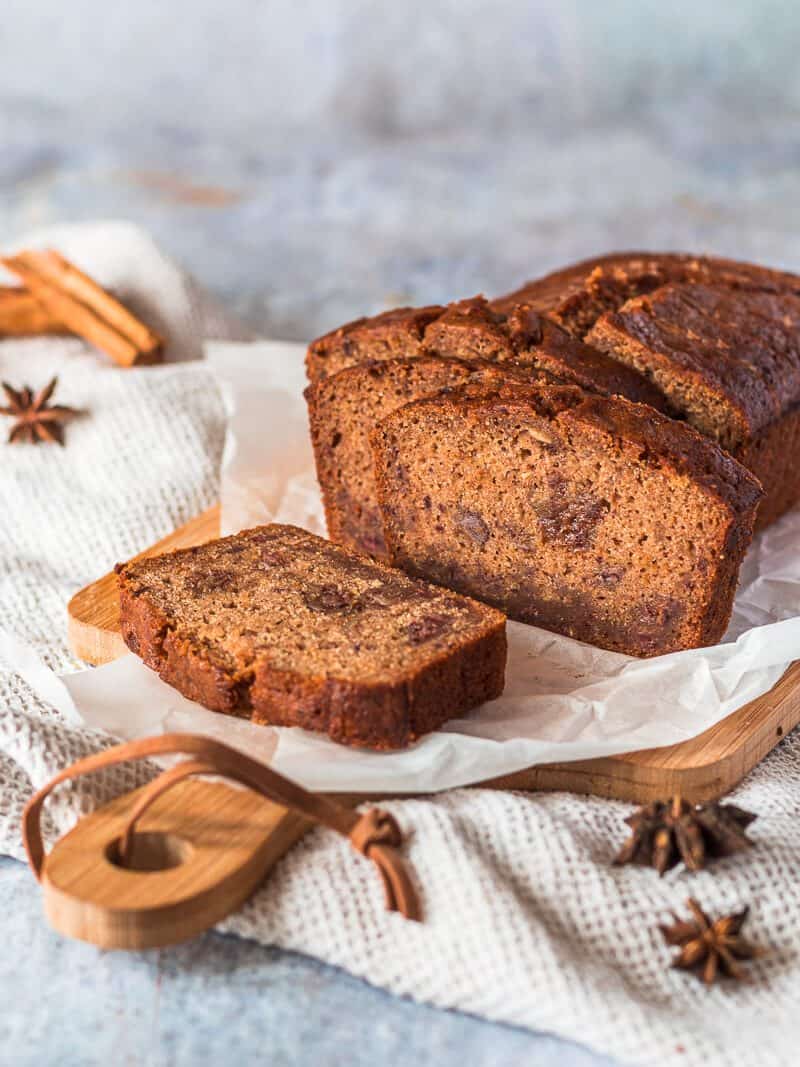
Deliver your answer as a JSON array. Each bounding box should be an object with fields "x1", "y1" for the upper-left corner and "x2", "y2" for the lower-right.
[
  {"x1": 0, "y1": 286, "x2": 66, "y2": 337},
  {"x1": 1, "y1": 250, "x2": 163, "y2": 367}
]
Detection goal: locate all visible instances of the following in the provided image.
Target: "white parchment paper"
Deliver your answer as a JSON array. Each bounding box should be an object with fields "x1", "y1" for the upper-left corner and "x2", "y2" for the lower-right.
[{"x1": 30, "y1": 340, "x2": 800, "y2": 793}]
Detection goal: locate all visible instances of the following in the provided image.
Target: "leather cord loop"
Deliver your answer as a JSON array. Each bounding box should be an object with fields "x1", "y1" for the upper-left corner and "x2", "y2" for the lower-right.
[
  {"x1": 117, "y1": 759, "x2": 217, "y2": 864},
  {"x1": 22, "y1": 732, "x2": 421, "y2": 922},
  {"x1": 349, "y1": 808, "x2": 403, "y2": 854}
]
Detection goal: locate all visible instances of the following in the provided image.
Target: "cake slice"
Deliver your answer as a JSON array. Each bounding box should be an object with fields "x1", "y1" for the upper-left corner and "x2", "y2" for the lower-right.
[
  {"x1": 371, "y1": 384, "x2": 762, "y2": 657},
  {"x1": 305, "y1": 355, "x2": 562, "y2": 560},
  {"x1": 116, "y1": 524, "x2": 507, "y2": 749},
  {"x1": 306, "y1": 295, "x2": 666, "y2": 410}
]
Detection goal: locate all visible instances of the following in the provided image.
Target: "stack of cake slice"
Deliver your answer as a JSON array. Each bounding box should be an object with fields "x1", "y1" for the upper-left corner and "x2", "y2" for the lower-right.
[{"x1": 305, "y1": 251, "x2": 800, "y2": 657}]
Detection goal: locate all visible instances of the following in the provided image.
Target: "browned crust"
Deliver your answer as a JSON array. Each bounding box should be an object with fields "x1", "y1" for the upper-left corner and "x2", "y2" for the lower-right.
[
  {"x1": 494, "y1": 251, "x2": 800, "y2": 324},
  {"x1": 305, "y1": 294, "x2": 666, "y2": 410},
  {"x1": 493, "y1": 253, "x2": 800, "y2": 524},
  {"x1": 389, "y1": 382, "x2": 763, "y2": 519},
  {"x1": 306, "y1": 305, "x2": 444, "y2": 382},
  {"x1": 696, "y1": 504, "x2": 755, "y2": 647},
  {"x1": 248, "y1": 626, "x2": 506, "y2": 749},
  {"x1": 527, "y1": 318, "x2": 667, "y2": 409},
  {"x1": 585, "y1": 281, "x2": 800, "y2": 449},
  {"x1": 119, "y1": 581, "x2": 247, "y2": 713},
  {"x1": 587, "y1": 304, "x2": 752, "y2": 450},
  {"x1": 116, "y1": 529, "x2": 507, "y2": 750},
  {"x1": 568, "y1": 389, "x2": 764, "y2": 519}
]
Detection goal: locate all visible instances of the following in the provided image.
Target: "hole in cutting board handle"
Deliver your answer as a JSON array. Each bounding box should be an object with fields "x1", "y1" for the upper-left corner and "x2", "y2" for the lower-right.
[{"x1": 105, "y1": 832, "x2": 193, "y2": 872}]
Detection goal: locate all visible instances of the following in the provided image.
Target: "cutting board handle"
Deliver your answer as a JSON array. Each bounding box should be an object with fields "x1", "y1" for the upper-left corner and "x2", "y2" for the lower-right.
[{"x1": 23, "y1": 733, "x2": 421, "y2": 946}]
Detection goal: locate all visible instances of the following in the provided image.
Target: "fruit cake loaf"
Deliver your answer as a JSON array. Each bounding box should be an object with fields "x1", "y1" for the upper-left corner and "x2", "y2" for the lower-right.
[
  {"x1": 117, "y1": 524, "x2": 507, "y2": 749},
  {"x1": 371, "y1": 384, "x2": 762, "y2": 657},
  {"x1": 306, "y1": 355, "x2": 563, "y2": 560},
  {"x1": 306, "y1": 295, "x2": 666, "y2": 410},
  {"x1": 496, "y1": 251, "x2": 800, "y2": 527}
]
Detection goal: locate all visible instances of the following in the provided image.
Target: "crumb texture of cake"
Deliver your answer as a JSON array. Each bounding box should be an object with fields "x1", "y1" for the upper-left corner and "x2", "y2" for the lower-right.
[
  {"x1": 116, "y1": 524, "x2": 507, "y2": 749},
  {"x1": 305, "y1": 355, "x2": 562, "y2": 560},
  {"x1": 371, "y1": 385, "x2": 762, "y2": 657},
  {"x1": 306, "y1": 295, "x2": 665, "y2": 409}
]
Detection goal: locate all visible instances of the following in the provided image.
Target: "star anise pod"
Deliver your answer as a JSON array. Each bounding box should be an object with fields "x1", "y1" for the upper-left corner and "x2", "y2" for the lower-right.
[
  {"x1": 0, "y1": 377, "x2": 78, "y2": 445},
  {"x1": 661, "y1": 897, "x2": 763, "y2": 985},
  {"x1": 613, "y1": 795, "x2": 757, "y2": 875}
]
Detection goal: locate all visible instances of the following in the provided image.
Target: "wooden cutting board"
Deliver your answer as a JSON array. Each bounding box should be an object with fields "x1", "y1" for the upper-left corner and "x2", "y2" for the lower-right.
[{"x1": 68, "y1": 506, "x2": 800, "y2": 804}]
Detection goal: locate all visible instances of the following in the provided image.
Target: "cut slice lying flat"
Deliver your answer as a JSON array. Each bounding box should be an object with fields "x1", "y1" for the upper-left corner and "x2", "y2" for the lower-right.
[
  {"x1": 371, "y1": 384, "x2": 763, "y2": 657},
  {"x1": 117, "y1": 524, "x2": 507, "y2": 749}
]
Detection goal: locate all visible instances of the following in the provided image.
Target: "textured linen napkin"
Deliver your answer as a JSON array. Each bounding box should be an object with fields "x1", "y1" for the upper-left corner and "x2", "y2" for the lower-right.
[{"x1": 1, "y1": 222, "x2": 799, "y2": 1067}]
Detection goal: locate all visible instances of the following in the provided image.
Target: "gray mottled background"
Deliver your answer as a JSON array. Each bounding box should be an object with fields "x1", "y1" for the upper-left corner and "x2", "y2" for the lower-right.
[
  {"x1": 3, "y1": 0, "x2": 800, "y2": 339},
  {"x1": 2, "y1": 7, "x2": 800, "y2": 1065}
]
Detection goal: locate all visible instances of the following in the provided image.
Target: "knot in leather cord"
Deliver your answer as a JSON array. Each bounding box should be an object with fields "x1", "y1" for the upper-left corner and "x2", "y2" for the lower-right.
[
  {"x1": 349, "y1": 808, "x2": 420, "y2": 922},
  {"x1": 349, "y1": 808, "x2": 402, "y2": 855}
]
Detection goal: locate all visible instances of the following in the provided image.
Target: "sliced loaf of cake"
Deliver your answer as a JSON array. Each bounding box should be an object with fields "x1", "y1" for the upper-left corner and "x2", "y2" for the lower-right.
[
  {"x1": 371, "y1": 384, "x2": 762, "y2": 657},
  {"x1": 117, "y1": 524, "x2": 507, "y2": 749}
]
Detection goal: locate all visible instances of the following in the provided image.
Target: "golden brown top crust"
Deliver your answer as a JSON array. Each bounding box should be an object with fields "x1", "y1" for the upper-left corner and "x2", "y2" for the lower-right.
[
  {"x1": 307, "y1": 305, "x2": 444, "y2": 379},
  {"x1": 527, "y1": 314, "x2": 667, "y2": 409},
  {"x1": 306, "y1": 294, "x2": 666, "y2": 408},
  {"x1": 421, "y1": 297, "x2": 543, "y2": 360},
  {"x1": 398, "y1": 382, "x2": 763, "y2": 520},
  {"x1": 494, "y1": 251, "x2": 800, "y2": 332},
  {"x1": 588, "y1": 282, "x2": 800, "y2": 445},
  {"x1": 424, "y1": 298, "x2": 666, "y2": 407}
]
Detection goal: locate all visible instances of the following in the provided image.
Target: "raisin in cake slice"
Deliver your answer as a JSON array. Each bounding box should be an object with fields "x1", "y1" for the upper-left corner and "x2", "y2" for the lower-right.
[
  {"x1": 116, "y1": 524, "x2": 506, "y2": 750},
  {"x1": 305, "y1": 355, "x2": 562, "y2": 560},
  {"x1": 371, "y1": 384, "x2": 762, "y2": 657}
]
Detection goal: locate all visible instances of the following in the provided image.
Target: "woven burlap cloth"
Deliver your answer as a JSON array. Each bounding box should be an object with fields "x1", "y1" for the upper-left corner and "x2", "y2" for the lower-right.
[{"x1": 1, "y1": 223, "x2": 797, "y2": 1067}]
